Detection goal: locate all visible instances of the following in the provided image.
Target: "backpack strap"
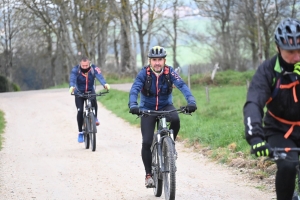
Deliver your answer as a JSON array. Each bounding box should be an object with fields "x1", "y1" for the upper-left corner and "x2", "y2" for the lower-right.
[
  {"x1": 266, "y1": 56, "x2": 282, "y2": 104},
  {"x1": 163, "y1": 66, "x2": 173, "y2": 94},
  {"x1": 266, "y1": 71, "x2": 281, "y2": 104},
  {"x1": 143, "y1": 66, "x2": 152, "y2": 96}
]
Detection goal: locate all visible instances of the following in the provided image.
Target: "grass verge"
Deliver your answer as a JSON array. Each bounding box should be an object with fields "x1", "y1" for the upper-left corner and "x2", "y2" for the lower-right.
[
  {"x1": 0, "y1": 110, "x2": 5, "y2": 150},
  {"x1": 98, "y1": 85, "x2": 250, "y2": 157},
  {"x1": 98, "y1": 85, "x2": 276, "y2": 188}
]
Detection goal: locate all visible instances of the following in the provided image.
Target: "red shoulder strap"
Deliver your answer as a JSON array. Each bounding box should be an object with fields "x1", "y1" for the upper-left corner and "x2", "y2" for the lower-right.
[
  {"x1": 164, "y1": 65, "x2": 169, "y2": 74},
  {"x1": 146, "y1": 66, "x2": 151, "y2": 76}
]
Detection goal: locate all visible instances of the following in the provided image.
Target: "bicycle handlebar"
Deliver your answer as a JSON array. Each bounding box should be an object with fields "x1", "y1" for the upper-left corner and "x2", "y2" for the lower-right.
[
  {"x1": 71, "y1": 90, "x2": 109, "y2": 98},
  {"x1": 137, "y1": 106, "x2": 190, "y2": 117},
  {"x1": 269, "y1": 147, "x2": 300, "y2": 161}
]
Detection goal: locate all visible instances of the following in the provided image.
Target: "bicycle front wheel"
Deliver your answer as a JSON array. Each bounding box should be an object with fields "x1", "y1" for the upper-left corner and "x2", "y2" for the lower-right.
[
  {"x1": 152, "y1": 142, "x2": 163, "y2": 197},
  {"x1": 88, "y1": 112, "x2": 97, "y2": 151},
  {"x1": 292, "y1": 191, "x2": 300, "y2": 200},
  {"x1": 83, "y1": 116, "x2": 90, "y2": 149},
  {"x1": 162, "y1": 137, "x2": 176, "y2": 200}
]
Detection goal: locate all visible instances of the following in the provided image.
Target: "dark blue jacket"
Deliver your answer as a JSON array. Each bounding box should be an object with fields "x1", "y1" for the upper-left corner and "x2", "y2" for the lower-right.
[
  {"x1": 69, "y1": 64, "x2": 107, "y2": 93},
  {"x1": 128, "y1": 65, "x2": 196, "y2": 110}
]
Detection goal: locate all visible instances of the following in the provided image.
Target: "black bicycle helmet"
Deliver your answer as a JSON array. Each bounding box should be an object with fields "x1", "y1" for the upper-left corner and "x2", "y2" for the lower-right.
[
  {"x1": 275, "y1": 18, "x2": 300, "y2": 50},
  {"x1": 148, "y1": 46, "x2": 167, "y2": 58}
]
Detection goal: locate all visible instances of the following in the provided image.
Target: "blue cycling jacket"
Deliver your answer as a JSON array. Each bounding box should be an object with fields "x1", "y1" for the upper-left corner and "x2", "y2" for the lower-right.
[
  {"x1": 69, "y1": 64, "x2": 107, "y2": 93},
  {"x1": 128, "y1": 65, "x2": 196, "y2": 110}
]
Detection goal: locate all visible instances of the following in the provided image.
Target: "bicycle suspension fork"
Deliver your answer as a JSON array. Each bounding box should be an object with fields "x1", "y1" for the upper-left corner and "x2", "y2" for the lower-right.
[{"x1": 156, "y1": 117, "x2": 175, "y2": 173}]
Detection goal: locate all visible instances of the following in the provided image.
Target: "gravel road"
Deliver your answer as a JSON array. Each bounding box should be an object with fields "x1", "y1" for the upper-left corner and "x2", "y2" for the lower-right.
[{"x1": 0, "y1": 86, "x2": 275, "y2": 200}]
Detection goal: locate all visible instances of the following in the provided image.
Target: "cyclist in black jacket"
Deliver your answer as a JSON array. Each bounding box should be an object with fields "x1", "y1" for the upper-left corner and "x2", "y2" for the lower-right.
[{"x1": 243, "y1": 18, "x2": 300, "y2": 200}]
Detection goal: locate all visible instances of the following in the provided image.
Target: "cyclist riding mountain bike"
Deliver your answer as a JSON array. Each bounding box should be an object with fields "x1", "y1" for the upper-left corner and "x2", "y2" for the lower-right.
[
  {"x1": 69, "y1": 56, "x2": 110, "y2": 143},
  {"x1": 128, "y1": 45, "x2": 197, "y2": 188},
  {"x1": 243, "y1": 18, "x2": 300, "y2": 200}
]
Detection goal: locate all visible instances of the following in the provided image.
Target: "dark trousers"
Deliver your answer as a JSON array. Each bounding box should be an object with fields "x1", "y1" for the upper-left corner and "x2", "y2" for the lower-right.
[
  {"x1": 267, "y1": 134, "x2": 299, "y2": 200},
  {"x1": 141, "y1": 104, "x2": 180, "y2": 174},
  {"x1": 75, "y1": 92, "x2": 97, "y2": 132}
]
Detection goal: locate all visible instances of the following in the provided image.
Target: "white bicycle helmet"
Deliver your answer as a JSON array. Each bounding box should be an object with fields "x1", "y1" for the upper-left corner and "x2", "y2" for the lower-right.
[{"x1": 148, "y1": 46, "x2": 167, "y2": 58}]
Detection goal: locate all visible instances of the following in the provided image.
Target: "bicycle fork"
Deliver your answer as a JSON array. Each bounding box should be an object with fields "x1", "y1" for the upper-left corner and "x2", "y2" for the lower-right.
[{"x1": 156, "y1": 132, "x2": 175, "y2": 173}]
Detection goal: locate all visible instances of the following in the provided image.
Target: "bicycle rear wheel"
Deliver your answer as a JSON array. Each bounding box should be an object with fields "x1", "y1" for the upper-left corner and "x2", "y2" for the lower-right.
[
  {"x1": 88, "y1": 112, "x2": 97, "y2": 151},
  {"x1": 152, "y1": 142, "x2": 163, "y2": 197},
  {"x1": 83, "y1": 116, "x2": 90, "y2": 149},
  {"x1": 162, "y1": 137, "x2": 176, "y2": 200}
]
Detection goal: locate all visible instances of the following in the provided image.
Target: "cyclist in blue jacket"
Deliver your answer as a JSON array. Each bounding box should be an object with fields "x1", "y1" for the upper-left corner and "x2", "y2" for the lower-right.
[
  {"x1": 128, "y1": 46, "x2": 197, "y2": 188},
  {"x1": 69, "y1": 56, "x2": 110, "y2": 143}
]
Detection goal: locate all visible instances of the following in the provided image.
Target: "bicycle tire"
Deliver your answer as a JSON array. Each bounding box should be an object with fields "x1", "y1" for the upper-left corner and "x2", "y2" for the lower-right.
[
  {"x1": 83, "y1": 116, "x2": 90, "y2": 149},
  {"x1": 162, "y1": 137, "x2": 176, "y2": 200},
  {"x1": 292, "y1": 191, "x2": 300, "y2": 200},
  {"x1": 152, "y1": 142, "x2": 163, "y2": 197},
  {"x1": 88, "y1": 112, "x2": 97, "y2": 151}
]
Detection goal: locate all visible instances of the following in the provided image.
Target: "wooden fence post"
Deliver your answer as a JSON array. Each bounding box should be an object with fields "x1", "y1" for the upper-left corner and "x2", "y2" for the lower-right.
[{"x1": 205, "y1": 86, "x2": 210, "y2": 103}]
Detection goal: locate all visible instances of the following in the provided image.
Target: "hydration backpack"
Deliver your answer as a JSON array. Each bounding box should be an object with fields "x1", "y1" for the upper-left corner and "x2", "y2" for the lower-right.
[{"x1": 141, "y1": 65, "x2": 173, "y2": 96}]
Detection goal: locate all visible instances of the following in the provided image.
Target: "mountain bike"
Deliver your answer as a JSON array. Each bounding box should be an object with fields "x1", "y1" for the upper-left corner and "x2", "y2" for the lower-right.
[
  {"x1": 138, "y1": 107, "x2": 190, "y2": 200},
  {"x1": 269, "y1": 147, "x2": 300, "y2": 200},
  {"x1": 72, "y1": 90, "x2": 109, "y2": 151}
]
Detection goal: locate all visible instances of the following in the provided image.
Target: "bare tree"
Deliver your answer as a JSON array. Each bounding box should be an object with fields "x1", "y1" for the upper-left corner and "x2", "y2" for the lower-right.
[
  {"x1": 161, "y1": 0, "x2": 180, "y2": 69},
  {"x1": 1, "y1": 0, "x2": 16, "y2": 82},
  {"x1": 195, "y1": 0, "x2": 237, "y2": 70},
  {"x1": 258, "y1": 0, "x2": 290, "y2": 60},
  {"x1": 110, "y1": 0, "x2": 134, "y2": 74},
  {"x1": 131, "y1": 0, "x2": 164, "y2": 67}
]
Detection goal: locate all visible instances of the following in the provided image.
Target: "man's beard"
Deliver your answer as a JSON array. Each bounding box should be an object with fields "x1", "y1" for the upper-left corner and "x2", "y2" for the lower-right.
[{"x1": 153, "y1": 65, "x2": 163, "y2": 73}]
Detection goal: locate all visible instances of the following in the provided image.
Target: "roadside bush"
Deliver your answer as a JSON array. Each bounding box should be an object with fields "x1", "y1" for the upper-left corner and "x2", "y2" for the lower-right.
[{"x1": 0, "y1": 75, "x2": 20, "y2": 92}]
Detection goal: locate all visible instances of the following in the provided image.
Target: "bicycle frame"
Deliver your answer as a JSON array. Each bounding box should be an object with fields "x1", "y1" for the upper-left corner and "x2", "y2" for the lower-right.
[
  {"x1": 72, "y1": 90, "x2": 109, "y2": 151},
  {"x1": 141, "y1": 108, "x2": 188, "y2": 172},
  {"x1": 138, "y1": 107, "x2": 191, "y2": 199},
  {"x1": 154, "y1": 115, "x2": 175, "y2": 173},
  {"x1": 83, "y1": 92, "x2": 95, "y2": 117}
]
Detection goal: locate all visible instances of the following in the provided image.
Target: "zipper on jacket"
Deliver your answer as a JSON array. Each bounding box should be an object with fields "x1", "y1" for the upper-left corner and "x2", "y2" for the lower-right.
[{"x1": 155, "y1": 74, "x2": 162, "y2": 110}]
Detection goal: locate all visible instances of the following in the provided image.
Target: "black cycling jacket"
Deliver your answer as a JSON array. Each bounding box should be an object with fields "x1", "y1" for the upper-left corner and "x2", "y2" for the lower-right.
[{"x1": 244, "y1": 54, "x2": 300, "y2": 145}]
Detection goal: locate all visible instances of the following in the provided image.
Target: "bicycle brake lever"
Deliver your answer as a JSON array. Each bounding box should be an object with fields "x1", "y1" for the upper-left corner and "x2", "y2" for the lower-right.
[{"x1": 136, "y1": 114, "x2": 144, "y2": 119}]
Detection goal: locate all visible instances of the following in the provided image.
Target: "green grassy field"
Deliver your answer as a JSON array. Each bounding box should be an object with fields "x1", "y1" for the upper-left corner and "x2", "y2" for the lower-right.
[{"x1": 97, "y1": 83, "x2": 252, "y2": 164}]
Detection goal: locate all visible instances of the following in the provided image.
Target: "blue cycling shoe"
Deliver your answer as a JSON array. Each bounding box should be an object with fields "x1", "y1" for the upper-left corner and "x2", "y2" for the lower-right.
[
  {"x1": 78, "y1": 132, "x2": 84, "y2": 143},
  {"x1": 95, "y1": 118, "x2": 100, "y2": 126}
]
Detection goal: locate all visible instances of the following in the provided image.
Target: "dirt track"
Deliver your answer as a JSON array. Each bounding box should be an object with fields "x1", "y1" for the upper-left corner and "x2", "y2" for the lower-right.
[{"x1": 0, "y1": 86, "x2": 275, "y2": 200}]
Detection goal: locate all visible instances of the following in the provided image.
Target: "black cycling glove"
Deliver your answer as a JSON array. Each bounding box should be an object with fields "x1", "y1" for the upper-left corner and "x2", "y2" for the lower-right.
[
  {"x1": 186, "y1": 103, "x2": 197, "y2": 113},
  {"x1": 252, "y1": 141, "x2": 271, "y2": 157},
  {"x1": 129, "y1": 106, "x2": 140, "y2": 115}
]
